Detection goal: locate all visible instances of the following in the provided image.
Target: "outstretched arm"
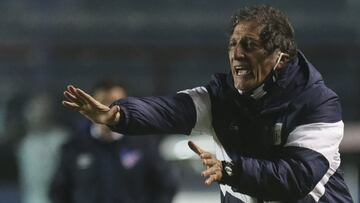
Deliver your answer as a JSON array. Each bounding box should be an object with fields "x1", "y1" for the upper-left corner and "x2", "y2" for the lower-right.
[
  {"x1": 63, "y1": 85, "x2": 197, "y2": 135},
  {"x1": 62, "y1": 85, "x2": 120, "y2": 125}
]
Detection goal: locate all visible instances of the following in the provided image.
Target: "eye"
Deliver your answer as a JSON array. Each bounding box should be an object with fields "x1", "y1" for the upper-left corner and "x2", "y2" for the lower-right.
[
  {"x1": 228, "y1": 40, "x2": 237, "y2": 50},
  {"x1": 240, "y1": 38, "x2": 260, "y2": 52}
]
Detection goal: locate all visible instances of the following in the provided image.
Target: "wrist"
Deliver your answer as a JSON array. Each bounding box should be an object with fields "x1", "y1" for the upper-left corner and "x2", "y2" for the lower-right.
[
  {"x1": 219, "y1": 161, "x2": 236, "y2": 185},
  {"x1": 108, "y1": 111, "x2": 121, "y2": 126}
]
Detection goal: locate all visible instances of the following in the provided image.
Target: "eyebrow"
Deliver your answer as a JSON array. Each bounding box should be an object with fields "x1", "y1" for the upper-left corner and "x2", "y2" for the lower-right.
[
  {"x1": 243, "y1": 35, "x2": 261, "y2": 41},
  {"x1": 229, "y1": 36, "x2": 261, "y2": 45}
]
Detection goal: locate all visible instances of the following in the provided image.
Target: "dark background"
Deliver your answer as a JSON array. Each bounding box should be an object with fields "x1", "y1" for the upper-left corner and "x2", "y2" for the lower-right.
[{"x1": 0, "y1": 0, "x2": 359, "y2": 202}]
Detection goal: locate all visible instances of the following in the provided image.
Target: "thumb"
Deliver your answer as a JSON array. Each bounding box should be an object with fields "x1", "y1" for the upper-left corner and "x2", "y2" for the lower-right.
[
  {"x1": 107, "y1": 105, "x2": 121, "y2": 124},
  {"x1": 188, "y1": 141, "x2": 204, "y2": 156}
]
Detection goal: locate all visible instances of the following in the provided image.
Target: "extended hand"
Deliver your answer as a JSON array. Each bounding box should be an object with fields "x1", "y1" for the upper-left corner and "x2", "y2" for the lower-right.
[
  {"x1": 188, "y1": 141, "x2": 223, "y2": 186},
  {"x1": 62, "y1": 85, "x2": 120, "y2": 125}
]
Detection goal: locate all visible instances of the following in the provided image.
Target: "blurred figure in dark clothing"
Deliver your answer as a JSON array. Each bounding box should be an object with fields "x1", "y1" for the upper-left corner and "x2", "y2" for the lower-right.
[{"x1": 50, "y1": 80, "x2": 178, "y2": 203}]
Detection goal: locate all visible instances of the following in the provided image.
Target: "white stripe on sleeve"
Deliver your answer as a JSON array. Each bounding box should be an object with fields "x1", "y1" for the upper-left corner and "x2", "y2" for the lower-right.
[
  {"x1": 284, "y1": 121, "x2": 344, "y2": 202},
  {"x1": 178, "y1": 87, "x2": 213, "y2": 135}
]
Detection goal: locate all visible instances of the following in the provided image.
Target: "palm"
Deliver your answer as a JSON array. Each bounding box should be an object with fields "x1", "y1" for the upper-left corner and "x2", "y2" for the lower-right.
[
  {"x1": 62, "y1": 85, "x2": 119, "y2": 125},
  {"x1": 78, "y1": 99, "x2": 110, "y2": 124}
]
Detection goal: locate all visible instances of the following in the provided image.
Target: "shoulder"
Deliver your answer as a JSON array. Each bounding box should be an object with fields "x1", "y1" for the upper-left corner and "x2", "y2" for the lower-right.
[
  {"x1": 295, "y1": 80, "x2": 341, "y2": 125},
  {"x1": 204, "y1": 73, "x2": 235, "y2": 101},
  {"x1": 292, "y1": 52, "x2": 342, "y2": 124},
  {"x1": 206, "y1": 73, "x2": 228, "y2": 91}
]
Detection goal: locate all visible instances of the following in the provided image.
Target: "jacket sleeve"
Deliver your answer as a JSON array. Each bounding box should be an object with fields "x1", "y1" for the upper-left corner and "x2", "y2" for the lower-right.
[
  {"x1": 109, "y1": 93, "x2": 197, "y2": 135},
  {"x1": 225, "y1": 93, "x2": 344, "y2": 200}
]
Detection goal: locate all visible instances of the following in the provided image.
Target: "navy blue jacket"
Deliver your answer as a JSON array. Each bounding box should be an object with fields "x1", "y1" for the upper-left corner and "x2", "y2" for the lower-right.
[
  {"x1": 110, "y1": 51, "x2": 352, "y2": 202},
  {"x1": 50, "y1": 122, "x2": 178, "y2": 203}
]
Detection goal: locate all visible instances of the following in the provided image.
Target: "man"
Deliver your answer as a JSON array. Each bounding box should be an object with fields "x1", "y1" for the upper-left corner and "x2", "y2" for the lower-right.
[
  {"x1": 62, "y1": 5, "x2": 353, "y2": 202},
  {"x1": 18, "y1": 94, "x2": 69, "y2": 203},
  {"x1": 53, "y1": 81, "x2": 178, "y2": 203}
]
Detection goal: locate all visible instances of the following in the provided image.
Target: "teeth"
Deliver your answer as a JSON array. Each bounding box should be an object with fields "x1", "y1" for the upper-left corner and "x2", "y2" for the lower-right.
[{"x1": 235, "y1": 67, "x2": 250, "y2": 76}]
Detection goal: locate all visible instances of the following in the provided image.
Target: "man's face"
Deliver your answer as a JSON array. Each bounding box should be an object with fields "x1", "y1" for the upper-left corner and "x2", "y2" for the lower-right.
[{"x1": 228, "y1": 21, "x2": 279, "y2": 92}]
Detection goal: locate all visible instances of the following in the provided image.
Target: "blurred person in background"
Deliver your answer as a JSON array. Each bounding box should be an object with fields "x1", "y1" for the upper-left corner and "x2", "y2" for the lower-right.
[
  {"x1": 0, "y1": 93, "x2": 28, "y2": 203},
  {"x1": 17, "y1": 94, "x2": 69, "y2": 203},
  {"x1": 0, "y1": 93, "x2": 28, "y2": 181},
  {"x1": 62, "y1": 5, "x2": 352, "y2": 203},
  {"x1": 50, "y1": 80, "x2": 178, "y2": 203}
]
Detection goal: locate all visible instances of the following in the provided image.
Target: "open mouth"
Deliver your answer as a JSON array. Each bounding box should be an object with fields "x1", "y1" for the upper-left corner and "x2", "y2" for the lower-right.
[{"x1": 234, "y1": 65, "x2": 251, "y2": 76}]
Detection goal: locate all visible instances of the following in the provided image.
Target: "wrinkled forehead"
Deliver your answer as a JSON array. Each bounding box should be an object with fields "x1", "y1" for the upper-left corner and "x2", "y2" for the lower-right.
[{"x1": 230, "y1": 21, "x2": 264, "y2": 39}]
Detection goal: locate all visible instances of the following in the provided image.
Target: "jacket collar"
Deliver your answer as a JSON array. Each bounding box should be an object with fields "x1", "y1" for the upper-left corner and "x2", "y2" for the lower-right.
[{"x1": 226, "y1": 50, "x2": 317, "y2": 113}]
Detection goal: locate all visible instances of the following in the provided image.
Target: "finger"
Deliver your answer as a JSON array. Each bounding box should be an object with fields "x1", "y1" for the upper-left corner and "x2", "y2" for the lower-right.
[
  {"x1": 73, "y1": 88, "x2": 88, "y2": 105},
  {"x1": 107, "y1": 105, "x2": 120, "y2": 124},
  {"x1": 188, "y1": 141, "x2": 204, "y2": 156},
  {"x1": 66, "y1": 85, "x2": 86, "y2": 105},
  {"x1": 203, "y1": 159, "x2": 218, "y2": 167},
  {"x1": 109, "y1": 105, "x2": 120, "y2": 116},
  {"x1": 77, "y1": 88, "x2": 103, "y2": 108},
  {"x1": 62, "y1": 101, "x2": 80, "y2": 110},
  {"x1": 205, "y1": 174, "x2": 221, "y2": 185},
  {"x1": 202, "y1": 165, "x2": 221, "y2": 177},
  {"x1": 200, "y1": 152, "x2": 213, "y2": 159},
  {"x1": 67, "y1": 85, "x2": 78, "y2": 96},
  {"x1": 205, "y1": 175, "x2": 215, "y2": 185},
  {"x1": 201, "y1": 158, "x2": 214, "y2": 169},
  {"x1": 66, "y1": 85, "x2": 85, "y2": 105},
  {"x1": 64, "y1": 91, "x2": 82, "y2": 104}
]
